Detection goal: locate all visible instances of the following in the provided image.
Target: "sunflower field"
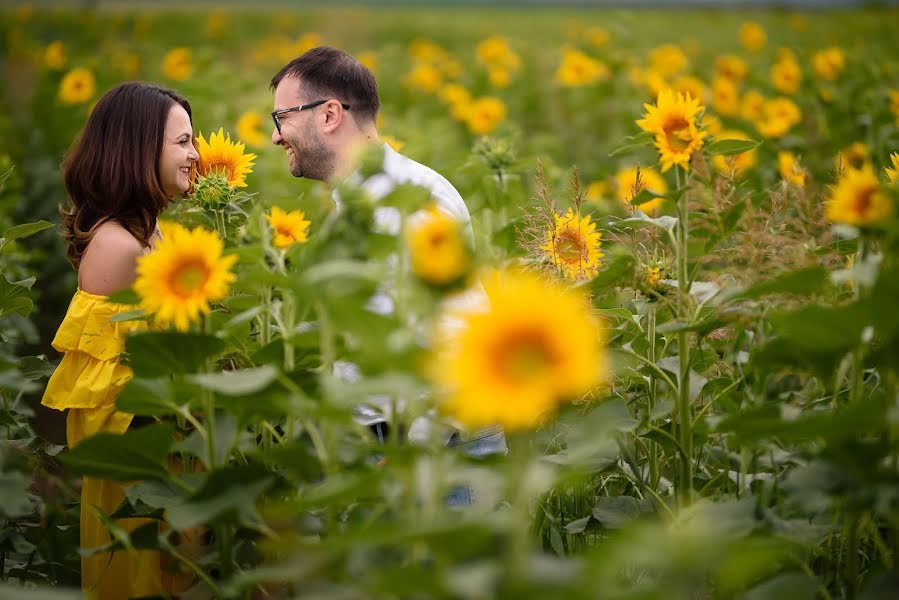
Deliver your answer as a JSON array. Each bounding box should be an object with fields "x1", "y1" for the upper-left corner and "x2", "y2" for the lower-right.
[{"x1": 3, "y1": 2, "x2": 899, "y2": 599}]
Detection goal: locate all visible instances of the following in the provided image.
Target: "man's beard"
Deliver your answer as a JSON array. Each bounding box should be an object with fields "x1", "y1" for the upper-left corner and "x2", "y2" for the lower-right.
[{"x1": 289, "y1": 124, "x2": 335, "y2": 181}]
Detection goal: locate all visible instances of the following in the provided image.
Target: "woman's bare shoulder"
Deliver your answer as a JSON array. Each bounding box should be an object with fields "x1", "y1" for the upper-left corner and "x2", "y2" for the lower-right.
[{"x1": 78, "y1": 221, "x2": 146, "y2": 295}]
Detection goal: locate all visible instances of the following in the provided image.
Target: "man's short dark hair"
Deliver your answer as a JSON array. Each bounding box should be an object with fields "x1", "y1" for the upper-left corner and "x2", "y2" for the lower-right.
[{"x1": 271, "y1": 46, "x2": 380, "y2": 126}]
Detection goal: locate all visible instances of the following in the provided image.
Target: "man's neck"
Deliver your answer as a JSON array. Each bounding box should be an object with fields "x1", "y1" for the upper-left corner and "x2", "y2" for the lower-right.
[{"x1": 333, "y1": 132, "x2": 382, "y2": 181}]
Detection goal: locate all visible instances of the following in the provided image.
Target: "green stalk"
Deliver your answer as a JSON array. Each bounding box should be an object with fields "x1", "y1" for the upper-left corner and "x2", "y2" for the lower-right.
[
  {"x1": 675, "y1": 165, "x2": 692, "y2": 506},
  {"x1": 647, "y1": 306, "x2": 660, "y2": 490},
  {"x1": 846, "y1": 514, "x2": 860, "y2": 600}
]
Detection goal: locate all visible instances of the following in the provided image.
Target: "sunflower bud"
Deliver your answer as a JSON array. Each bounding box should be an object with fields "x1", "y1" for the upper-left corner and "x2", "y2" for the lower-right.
[{"x1": 193, "y1": 172, "x2": 232, "y2": 208}]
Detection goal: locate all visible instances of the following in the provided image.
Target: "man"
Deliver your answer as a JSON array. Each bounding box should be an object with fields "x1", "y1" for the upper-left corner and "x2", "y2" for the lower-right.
[{"x1": 270, "y1": 46, "x2": 506, "y2": 468}]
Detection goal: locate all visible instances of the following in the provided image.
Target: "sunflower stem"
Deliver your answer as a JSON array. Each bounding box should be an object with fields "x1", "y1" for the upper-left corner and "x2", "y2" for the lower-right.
[
  {"x1": 647, "y1": 305, "x2": 660, "y2": 491},
  {"x1": 675, "y1": 165, "x2": 692, "y2": 507}
]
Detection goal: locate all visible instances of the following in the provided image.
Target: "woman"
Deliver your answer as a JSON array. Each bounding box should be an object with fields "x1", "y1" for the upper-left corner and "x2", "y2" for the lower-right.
[{"x1": 41, "y1": 82, "x2": 199, "y2": 598}]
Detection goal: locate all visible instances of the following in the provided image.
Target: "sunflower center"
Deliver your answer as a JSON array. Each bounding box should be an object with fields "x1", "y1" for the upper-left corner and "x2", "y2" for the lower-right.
[
  {"x1": 853, "y1": 187, "x2": 877, "y2": 215},
  {"x1": 428, "y1": 230, "x2": 448, "y2": 249},
  {"x1": 662, "y1": 117, "x2": 693, "y2": 151},
  {"x1": 171, "y1": 260, "x2": 209, "y2": 297},
  {"x1": 494, "y1": 329, "x2": 557, "y2": 383},
  {"x1": 555, "y1": 230, "x2": 584, "y2": 264}
]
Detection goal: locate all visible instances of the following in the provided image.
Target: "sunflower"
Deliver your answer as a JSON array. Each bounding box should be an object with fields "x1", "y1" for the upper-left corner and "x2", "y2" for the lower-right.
[
  {"x1": 825, "y1": 165, "x2": 893, "y2": 227},
  {"x1": 740, "y1": 90, "x2": 767, "y2": 122},
  {"x1": 614, "y1": 166, "x2": 668, "y2": 215},
  {"x1": 235, "y1": 111, "x2": 267, "y2": 148},
  {"x1": 636, "y1": 89, "x2": 707, "y2": 172},
  {"x1": 356, "y1": 51, "x2": 378, "y2": 73},
  {"x1": 555, "y1": 47, "x2": 609, "y2": 87},
  {"x1": 671, "y1": 76, "x2": 707, "y2": 104},
  {"x1": 714, "y1": 55, "x2": 748, "y2": 82},
  {"x1": 405, "y1": 205, "x2": 470, "y2": 285},
  {"x1": 890, "y1": 90, "x2": 899, "y2": 127},
  {"x1": 162, "y1": 47, "x2": 193, "y2": 81},
  {"x1": 711, "y1": 130, "x2": 758, "y2": 177},
  {"x1": 405, "y1": 63, "x2": 442, "y2": 94},
  {"x1": 885, "y1": 153, "x2": 898, "y2": 184},
  {"x1": 739, "y1": 22, "x2": 767, "y2": 52},
  {"x1": 429, "y1": 270, "x2": 606, "y2": 431},
  {"x1": 381, "y1": 135, "x2": 405, "y2": 152},
  {"x1": 647, "y1": 44, "x2": 688, "y2": 77},
  {"x1": 835, "y1": 142, "x2": 870, "y2": 172},
  {"x1": 812, "y1": 47, "x2": 845, "y2": 81},
  {"x1": 265, "y1": 207, "x2": 310, "y2": 249},
  {"x1": 58, "y1": 68, "x2": 95, "y2": 105},
  {"x1": 540, "y1": 208, "x2": 603, "y2": 280},
  {"x1": 771, "y1": 55, "x2": 802, "y2": 95},
  {"x1": 778, "y1": 151, "x2": 807, "y2": 187},
  {"x1": 197, "y1": 128, "x2": 257, "y2": 188},
  {"x1": 755, "y1": 97, "x2": 801, "y2": 139},
  {"x1": 45, "y1": 41, "x2": 66, "y2": 70},
  {"x1": 462, "y1": 96, "x2": 506, "y2": 135},
  {"x1": 711, "y1": 77, "x2": 740, "y2": 117},
  {"x1": 134, "y1": 223, "x2": 237, "y2": 331}
]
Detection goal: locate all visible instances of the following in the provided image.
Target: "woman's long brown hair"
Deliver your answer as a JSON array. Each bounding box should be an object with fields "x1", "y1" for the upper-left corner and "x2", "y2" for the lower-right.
[{"x1": 60, "y1": 82, "x2": 194, "y2": 268}]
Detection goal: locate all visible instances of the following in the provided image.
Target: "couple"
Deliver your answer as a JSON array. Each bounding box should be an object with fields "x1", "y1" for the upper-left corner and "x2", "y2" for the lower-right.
[{"x1": 41, "y1": 46, "x2": 504, "y2": 599}]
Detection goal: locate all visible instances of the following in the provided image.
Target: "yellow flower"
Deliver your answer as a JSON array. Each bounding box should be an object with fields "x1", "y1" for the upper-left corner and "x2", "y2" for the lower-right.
[
  {"x1": 381, "y1": 135, "x2": 405, "y2": 152},
  {"x1": 488, "y1": 67, "x2": 511, "y2": 88},
  {"x1": 463, "y1": 96, "x2": 506, "y2": 135},
  {"x1": 740, "y1": 22, "x2": 767, "y2": 52},
  {"x1": 204, "y1": 10, "x2": 228, "y2": 39},
  {"x1": 555, "y1": 47, "x2": 609, "y2": 87},
  {"x1": 585, "y1": 26, "x2": 611, "y2": 48},
  {"x1": 771, "y1": 55, "x2": 802, "y2": 95},
  {"x1": 778, "y1": 151, "x2": 807, "y2": 187},
  {"x1": 712, "y1": 77, "x2": 740, "y2": 117},
  {"x1": 117, "y1": 52, "x2": 141, "y2": 78},
  {"x1": 614, "y1": 166, "x2": 667, "y2": 215},
  {"x1": 890, "y1": 90, "x2": 899, "y2": 127},
  {"x1": 648, "y1": 44, "x2": 688, "y2": 77},
  {"x1": 235, "y1": 111, "x2": 267, "y2": 148},
  {"x1": 405, "y1": 205, "x2": 470, "y2": 285},
  {"x1": 162, "y1": 47, "x2": 193, "y2": 81},
  {"x1": 197, "y1": 128, "x2": 257, "y2": 188},
  {"x1": 439, "y1": 83, "x2": 470, "y2": 106},
  {"x1": 406, "y1": 63, "x2": 442, "y2": 94},
  {"x1": 134, "y1": 222, "x2": 237, "y2": 331},
  {"x1": 265, "y1": 206, "x2": 310, "y2": 249},
  {"x1": 701, "y1": 113, "x2": 723, "y2": 137},
  {"x1": 671, "y1": 76, "x2": 707, "y2": 104},
  {"x1": 540, "y1": 208, "x2": 604, "y2": 280},
  {"x1": 835, "y1": 142, "x2": 870, "y2": 172},
  {"x1": 585, "y1": 180, "x2": 608, "y2": 202},
  {"x1": 740, "y1": 90, "x2": 767, "y2": 122},
  {"x1": 45, "y1": 41, "x2": 66, "y2": 70},
  {"x1": 440, "y1": 58, "x2": 464, "y2": 80},
  {"x1": 812, "y1": 47, "x2": 845, "y2": 81},
  {"x1": 476, "y1": 36, "x2": 520, "y2": 71},
  {"x1": 755, "y1": 97, "x2": 801, "y2": 139},
  {"x1": 58, "y1": 68, "x2": 95, "y2": 105},
  {"x1": 295, "y1": 33, "x2": 323, "y2": 55},
  {"x1": 636, "y1": 89, "x2": 707, "y2": 172},
  {"x1": 711, "y1": 130, "x2": 758, "y2": 177},
  {"x1": 645, "y1": 266, "x2": 662, "y2": 289},
  {"x1": 714, "y1": 55, "x2": 748, "y2": 82},
  {"x1": 356, "y1": 51, "x2": 378, "y2": 73},
  {"x1": 886, "y1": 153, "x2": 899, "y2": 184},
  {"x1": 429, "y1": 270, "x2": 606, "y2": 431},
  {"x1": 409, "y1": 38, "x2": 446, "y2": 63},
  {"x1": 826, "y1": 165, "x2": 893, "y2": 227}
]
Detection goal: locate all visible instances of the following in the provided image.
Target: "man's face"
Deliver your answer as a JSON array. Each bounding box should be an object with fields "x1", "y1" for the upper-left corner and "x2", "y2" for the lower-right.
[{"x1": 271, "y1": 75, "x2": 335, "y2": 181}]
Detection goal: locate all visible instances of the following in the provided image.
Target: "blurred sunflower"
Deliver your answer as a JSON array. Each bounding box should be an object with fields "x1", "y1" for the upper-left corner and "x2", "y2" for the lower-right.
[
  {"x1": 740, "y1": 90, "x2": 767, "y2": 122},
  {"x1": 45, "y1": 41, "x2": 66, "y2": 70},
  {"x1": 714, "y1": 55, "x2": 748, "y2": 82},
  {"x1": 826, "y1": 165, "x2": 893, "y2": 227},
  {"x1": 812, "y1": 47, "x2": 845, "y2": 81},
  {"x1": 755, "y1": 97, "x2": 801, "y2": 139},
  {"x1": 162, "y1": 47, "x2": 192, "y2": 81},
  {"x1": 712, "y1": 77, "x2": 740, "y2": 117},
  {"x1": 614, "y1": 166, "x2": 667, "y2": 215},
  {"x1": 739, "y1": 22, "x2": 767, "y2": 52},
  {"x1": 584, "y1": 26, "x2": 611, "y2": 48},
  {"x1": 835, "y1": 142, "x2": 870, "y2": 172},
  {"x1": 778, "y1": 151, "x2": 807, "y2": 187},
  {"x1": 771, "y1": 54, "x2": 802, "y2": 95},
  {"x1": 265, "y1": 206, "x2": 310, "y2": 249},
  {"x1": 235, "y1": 111, "x2": 267, "y2": 148},
  {"x1": 381, "y1": 135, "x2": 405, "y2": 152},
  {"x1": 439, "y1": 83, "x2": 470, "y2": 106},
  {"x1": 636, "y1": 89, "x2": 707, "y2": 172},
  {"x1": 356, "y1": 51, "x2": 378, "y2": 73},
  {"x1": 406, "y1": 63, "x2": 442, "y2": 94},
  {"x1": 197, "y1": 128, "x2": 257, "y2": 188},
  {"x1": 671, "y1": 76, "x2": 707, "y2": 104},
  {"x1": 294, "y1": 33, "x2": 323, "y2": 55},
  {"x1": 885, "y1": 153, "x2": 898, "y2": 184},
  {"x1": 405, "y1": 205, "x2": 470, "y2": 285},
  {"x1": 429, "y1": 270, "x2": 606, "y2": 430},
  {"x1": 555, "y1": 47, "x2": 609, "y2": 87},
  {"x1": 540, "y1": 208, "x2": 603, "y2": 280},
  {"x1": 463, "y1": 96, "x2": 506, "y2": 135},
  {"x1": 585, "y1": 180, "x2": 609, "y2": 202},
  {"x1": 135, "y1": 223, "x2": 237, "y2": 331},
  {"x1": 890, "y1": 90, "x2": 899, "y2": 127},
  {"x1": 476, "y1": 36, "x2": 521, "y2": 72},
  {"x1": 701, "y1": 113, "x2": 723, "y2": 136},
  {"x1": 58, "y1": 68, "x2": 95, "y2": 105},
  {"x1": 647, "y1": 44, "x2": 688, "y2": 77},
  {"x1": 711, "y1": 130, "x2": 758, "y2": 177}
]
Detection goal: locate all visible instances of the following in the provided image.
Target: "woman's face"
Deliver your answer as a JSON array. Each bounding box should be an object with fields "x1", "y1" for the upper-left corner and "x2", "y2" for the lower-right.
[{"x1": 159, "y1": 104, "x2": 199, "y2": 198}]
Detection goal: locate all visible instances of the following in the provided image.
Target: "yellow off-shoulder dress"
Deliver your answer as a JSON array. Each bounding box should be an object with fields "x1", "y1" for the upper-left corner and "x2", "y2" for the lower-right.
[{"x1": 42, "y1": 289, "x2": 167, "y2": 599}]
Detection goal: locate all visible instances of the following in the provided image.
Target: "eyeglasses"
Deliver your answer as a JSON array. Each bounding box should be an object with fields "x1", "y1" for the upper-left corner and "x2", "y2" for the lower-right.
[{"x1": 271, "y1": 99, "x2": 351, "y2": 134}]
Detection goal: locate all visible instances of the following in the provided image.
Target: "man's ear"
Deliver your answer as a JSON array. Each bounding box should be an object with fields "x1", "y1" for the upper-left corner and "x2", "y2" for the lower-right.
[{"x1": 322, "y1": 101, "x2": 344, "y2": 133}]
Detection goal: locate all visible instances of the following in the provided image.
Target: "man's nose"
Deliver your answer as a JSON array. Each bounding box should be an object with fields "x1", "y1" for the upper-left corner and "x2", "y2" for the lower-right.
[{"x1": 272, "y1": 126, "x2": 282, "y2": 145}]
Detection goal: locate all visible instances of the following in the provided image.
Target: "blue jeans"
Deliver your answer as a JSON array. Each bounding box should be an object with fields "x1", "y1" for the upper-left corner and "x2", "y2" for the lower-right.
[{"x1": 445, "y1": 426, "x2": 508, "y2": 506}]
